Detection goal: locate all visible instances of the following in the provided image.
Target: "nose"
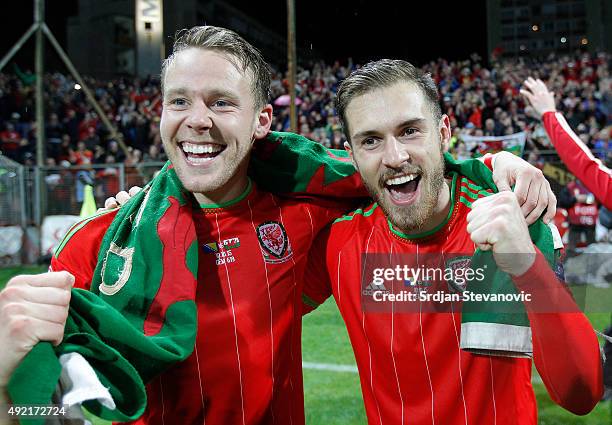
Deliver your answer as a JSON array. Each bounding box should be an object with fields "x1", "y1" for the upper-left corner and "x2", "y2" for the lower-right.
[
  {"x1": 381, "y1": 137, "x2": 410, "y2": 169},
  {"x1": 185, "y1": 102, "x2": 213, "y2": 132}
]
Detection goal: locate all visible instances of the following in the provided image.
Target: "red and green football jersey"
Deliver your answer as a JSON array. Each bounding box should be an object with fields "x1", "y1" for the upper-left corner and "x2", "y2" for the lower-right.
[
  {"x1": 303, "y1": 172, "x2": 603, "y2": 425},
  {"x1": 49, "y1": 131, "x2": 368, "y2": 425},
  {"x1": 51, "y1": 180, "x2": 355, "y2": 425}
]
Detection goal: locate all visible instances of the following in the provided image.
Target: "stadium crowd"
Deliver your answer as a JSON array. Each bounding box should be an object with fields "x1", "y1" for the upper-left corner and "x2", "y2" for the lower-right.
[{"x1": 0, "y1": 51, "x2": 610, "y2": 168}]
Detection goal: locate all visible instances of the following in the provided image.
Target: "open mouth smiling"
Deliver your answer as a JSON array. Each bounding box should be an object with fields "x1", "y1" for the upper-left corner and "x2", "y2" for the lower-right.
[
  {"x1": 384, "y1": 173, "x2": 421, "y2": 205},
  {"x1": 180, "y1": 141, "x2": 227, "y2": 164}
]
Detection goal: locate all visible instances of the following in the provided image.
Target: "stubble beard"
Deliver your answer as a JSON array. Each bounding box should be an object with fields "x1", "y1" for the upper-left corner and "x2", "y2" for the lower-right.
[{"x1": 366, "y1": 149, "x2": 446, "y2": 235}]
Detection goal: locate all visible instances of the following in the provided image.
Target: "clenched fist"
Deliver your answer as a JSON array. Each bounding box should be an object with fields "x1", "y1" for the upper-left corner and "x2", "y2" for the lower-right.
[
  {"x1": 466, "y1": 191, "x2": 536, "y2": 276},
  {"x1": 0, "y1": 271, "x2": 74, "y2": 387}
]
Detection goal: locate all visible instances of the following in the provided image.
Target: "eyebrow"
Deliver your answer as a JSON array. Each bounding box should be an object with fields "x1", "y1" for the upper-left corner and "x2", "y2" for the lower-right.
[
  {"x1": 351, "y1": 117, "x2": 428, "y2": 140},
  {"x1": 208, "y1": 88, "x2": 241, "y2": 102},
  {"x1": 163, "y1": 87, "x2": 240, "y2": 103},
  {"x1": 164, "y1": 87, "x2": 190, "y2": 98}
]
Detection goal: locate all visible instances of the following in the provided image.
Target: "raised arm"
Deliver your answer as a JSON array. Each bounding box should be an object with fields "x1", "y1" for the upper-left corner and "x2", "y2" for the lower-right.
[{"x1": 521, "y1": 77, "x2": 612, "y2": 209}]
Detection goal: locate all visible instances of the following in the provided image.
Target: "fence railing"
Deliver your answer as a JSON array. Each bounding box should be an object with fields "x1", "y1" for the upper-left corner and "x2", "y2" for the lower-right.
[
  {"x1": 0, "y1": 160, "x2": 165, "y2": 265},
  {"x1": 0, "y1": 155, "x2": 26, "y2": 266},
  {"x1": 24, "y1": 162, "x2": 165, "y2": 225}
]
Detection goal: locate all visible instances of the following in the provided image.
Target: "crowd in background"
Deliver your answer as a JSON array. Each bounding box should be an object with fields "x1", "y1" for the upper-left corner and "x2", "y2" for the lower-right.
[{"x1": 0, "y1": 51, "x2": 610, "y2": 170}]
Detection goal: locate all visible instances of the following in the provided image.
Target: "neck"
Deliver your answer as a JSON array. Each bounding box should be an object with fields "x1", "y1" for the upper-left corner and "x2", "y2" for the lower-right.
[{"x1": 193, "y1": 172, "x2": 250, "y2": 207}]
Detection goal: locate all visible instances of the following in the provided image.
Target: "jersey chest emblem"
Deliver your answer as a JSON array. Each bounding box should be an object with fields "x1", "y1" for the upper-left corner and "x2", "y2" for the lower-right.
[
  {"x1": 256, "y1": 221, "x2": 293, "y2": 264},
  {"x1": 444, "y1": 256, "x2": 472, "y2": 292}
]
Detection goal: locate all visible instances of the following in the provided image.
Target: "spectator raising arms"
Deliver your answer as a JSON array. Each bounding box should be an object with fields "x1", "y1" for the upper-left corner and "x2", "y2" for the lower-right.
[{"x1": 521, "y1": 77, "x2": 612, "y2": 209}]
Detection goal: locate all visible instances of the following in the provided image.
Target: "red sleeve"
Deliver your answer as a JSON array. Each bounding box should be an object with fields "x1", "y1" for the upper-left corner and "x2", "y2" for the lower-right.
[
  {"x1": 543, "y1": 111, "x2": 612, "y2": 209},
  {"x1": 302, "y1": 225, "x2": 335, "y2": 314},
  {"x1": 50, "y1": 211, "x2": 118, "y2": 291},
  {"x1": 512, "y1": 249, "x2": 604, "y2": 415}
]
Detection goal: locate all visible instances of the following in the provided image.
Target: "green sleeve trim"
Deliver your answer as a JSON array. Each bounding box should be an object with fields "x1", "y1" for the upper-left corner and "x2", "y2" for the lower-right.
[
  {"x1": 460, "y1": 185, "x2": 481, "y2": 200},
  {"x1": 302, "y1": 294, "x2": 321, "y2": 309},
  {"x1": 459, "y1": 185, "x2": 491, "y2": 200},
  {"x1": 387, "y1": 173, "x2": 458, "y2": 240},
  {"x1": 463, "y1": 179, "x2": 489, "y2": 193},
  {"x1": 458, "y1": 196, "x2": 473, "y2": 209},
  {"x1": 333, "y1": 203, "x2": 378, "y2": 223},
  {"x1": 199, "y1": 179, "x2": 252, "y2": 209},
  {"x1": 54, "y1": 209, "x2": 116, "y2": 258}
]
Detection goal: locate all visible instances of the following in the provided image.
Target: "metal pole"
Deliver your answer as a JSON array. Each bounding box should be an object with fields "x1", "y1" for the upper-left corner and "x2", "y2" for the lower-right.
[
  {"x1": 41, "y1": 23, "x2": 131, "y2": 159},
  {"x1": 287, "y1": 0, "x2": 297, "y2": 133},
  {"x1": 33, "y1": 166, "x2": 41, "y2": 224},
  {"x1": 19, "y1": 165, "x2": 26, "y2": 229},
  {"x1": 119, "y1": 163, "x2": 125, "y2": 191},
  {"x1": 0, "y1": 24, "x2": 37, "y2": 73},
  {"x1": 35, "y1": 0, "x2": 45, "y2": 167}
]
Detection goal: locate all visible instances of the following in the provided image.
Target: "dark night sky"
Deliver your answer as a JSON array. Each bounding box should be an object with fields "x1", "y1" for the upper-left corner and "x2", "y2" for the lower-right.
[
  {"x1": 226, "y1": 0, "x2": 489, "y2": 66},
  {"x1": 0, "y1": 0, "x2": 488, "y2": 72}
]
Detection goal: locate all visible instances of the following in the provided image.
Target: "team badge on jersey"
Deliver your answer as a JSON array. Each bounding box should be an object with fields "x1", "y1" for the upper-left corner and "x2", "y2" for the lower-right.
[
  {"x1": 256, "y1": 221, "x2": 293, "y2": 264},
  {"x1": 444, "y1": 256, "x2": 472, "y2": 293}
]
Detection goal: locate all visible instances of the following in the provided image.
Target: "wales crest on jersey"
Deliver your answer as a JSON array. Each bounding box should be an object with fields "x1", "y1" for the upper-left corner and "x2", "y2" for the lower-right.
[{"x1": 256, "y1": 221, "x2": 293, "y2": 264}]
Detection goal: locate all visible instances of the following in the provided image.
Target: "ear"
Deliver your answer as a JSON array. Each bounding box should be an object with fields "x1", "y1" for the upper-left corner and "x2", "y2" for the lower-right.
[
  {"x1": 343, "y1": 140, "x2": 358, "y2": 169},
  {"x1": 439, "y1": 114, "x2": 451, "y2": 153},
  {"x1": 254, "y1": 104, "x2": 273, "y2": 139}
]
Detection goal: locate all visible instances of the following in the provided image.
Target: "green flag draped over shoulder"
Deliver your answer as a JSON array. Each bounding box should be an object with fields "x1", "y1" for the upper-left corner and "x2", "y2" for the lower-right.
[
  {"x1": 445, "y1": 154, "x2": 558, "y2": 357},
  {"x1": 8, "y1": 163, "x2": 199, "y2": 424},
  {"x1": 251, "y1": 131, "x2": 366, "y2": 199}
]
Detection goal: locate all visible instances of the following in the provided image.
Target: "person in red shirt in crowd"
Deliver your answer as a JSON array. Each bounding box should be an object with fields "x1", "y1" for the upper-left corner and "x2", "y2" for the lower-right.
[
  {"x1": 0, "y1": 123, "x2": 22, "y2": 160},
  {"x1": 559, "y1": 179, "x2": 598, "y2": 252},
  {"x1": 70, "y1": 140, "x2": 93, "y2": 165},
  {"x1": 97, "y1": 154, "x2": 121, "y2": 199},
  {"x1": 78, "y1": 112, "x2": 98, "y2": 141},
  {"x1": 520, "y1": 77, "x2": 612, "y2": 210}
]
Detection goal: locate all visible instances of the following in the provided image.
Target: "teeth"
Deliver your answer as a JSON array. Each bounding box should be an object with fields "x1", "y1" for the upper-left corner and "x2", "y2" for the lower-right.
[
  {"x1": 181, "y1": 142, "x2": 224, "y2": 154},
  {"x1": 186, "y1": 156, "x2": 215, "y2": 163},
  {"x1": 386, "y1": 174, "x2": 417, "y2": 186}
]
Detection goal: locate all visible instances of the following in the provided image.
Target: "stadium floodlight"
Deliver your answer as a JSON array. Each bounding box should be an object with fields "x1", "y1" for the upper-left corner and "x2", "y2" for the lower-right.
[{"x1": 0, "y1": 0, "x2": 131, "y2": 166}]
